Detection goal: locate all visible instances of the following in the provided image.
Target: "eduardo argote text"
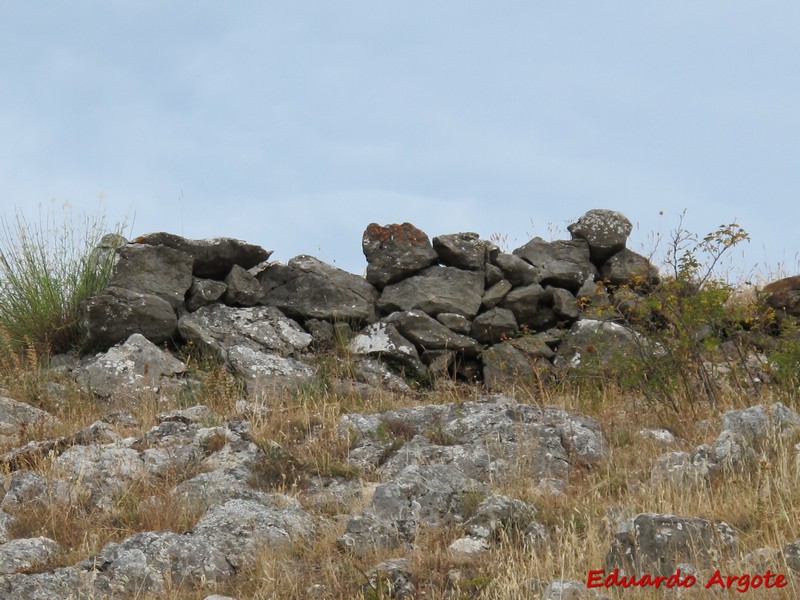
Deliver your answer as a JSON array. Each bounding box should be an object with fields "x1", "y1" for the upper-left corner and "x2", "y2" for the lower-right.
[{"x1": 587, "y1": 567, "x2": 788, "y2": 593}]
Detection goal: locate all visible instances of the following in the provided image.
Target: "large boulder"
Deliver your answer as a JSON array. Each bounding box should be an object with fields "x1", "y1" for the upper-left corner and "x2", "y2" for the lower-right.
[
  {"x1": 75, "y1": 334, "x2": 186, "y2": 399},
  {"x1": 513, "y1": 238, "x2": 597, "y2": 293},
  {"x1": 432, "y1": 232, "x2": 486, "y2": 270},
  {"x1": 554, "y1": 319, "x2": 659, "y2": 370},
  {"x1": 107, "y1": 244, "x2": 193, "y2": 310},
  {"x1": 481, "y1": 342, "x2": 537, "y2": 391},
  {"x1": 178, "y1": 305, "x2": 314, "y2": 393},
  {"x1": 362, "y1": 223, "x2": 438, "y2": 288},
  {"x1": 132, "y1": 232, "x2": 271, "y2": 279},
  {"x1": 377, "y1": 266, "x2": 484, "y2": 319},
  {"x1": 567, "y1": 209, "x2": 633, "y2": 264},
  {"x1": 599, "y1": 248, "x2": 660, "y2": 287},
  {"x1": 259, "y1": 255, "x2": 378, "y2": 324},
  {"x1": 605, "y1": 513, "x2": 736, "y2": 576},
  {"x1": 81, "y1": 286, "x2": 178, "y2": 350},
  {"x1": 763, "y1": 275, "x2": 800, "y2": 318}
]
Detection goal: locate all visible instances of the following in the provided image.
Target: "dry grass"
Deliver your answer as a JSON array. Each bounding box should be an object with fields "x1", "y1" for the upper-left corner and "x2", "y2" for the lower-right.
[{"x1": 2, "y1": 330, "x2": 800, "y2": 598}]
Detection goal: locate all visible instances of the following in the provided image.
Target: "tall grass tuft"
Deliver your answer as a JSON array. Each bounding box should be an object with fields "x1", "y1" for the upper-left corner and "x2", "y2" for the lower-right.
[{"x1": 0, "y1": 203, "x2": 124, "y2": 356}]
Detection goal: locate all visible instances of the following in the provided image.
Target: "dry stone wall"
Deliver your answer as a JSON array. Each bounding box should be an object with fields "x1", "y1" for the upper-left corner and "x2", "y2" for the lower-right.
[{"x1": 80, "y1": 208, "x2": 665, "y2": 391}]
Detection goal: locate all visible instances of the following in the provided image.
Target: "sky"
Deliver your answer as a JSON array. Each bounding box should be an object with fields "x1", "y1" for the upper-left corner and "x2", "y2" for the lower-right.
[{"x1": 1, "y1": 2, "x2": 799, "y2": 280}]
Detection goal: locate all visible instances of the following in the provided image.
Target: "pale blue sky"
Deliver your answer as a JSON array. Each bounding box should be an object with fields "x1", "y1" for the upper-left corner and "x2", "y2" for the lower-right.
[{"x1": 2, "y1": 2, "x2": 798, "y2": 278}]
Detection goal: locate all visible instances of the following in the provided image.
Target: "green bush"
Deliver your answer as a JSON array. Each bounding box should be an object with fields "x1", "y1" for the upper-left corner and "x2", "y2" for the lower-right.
[{"x1": 0, "y1": 204, "x2": 124, "y2": 356}]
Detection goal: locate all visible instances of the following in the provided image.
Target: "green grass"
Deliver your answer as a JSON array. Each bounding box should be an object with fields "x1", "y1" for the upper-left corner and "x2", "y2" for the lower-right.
[{"x1": 0, "y1": 203, "x2": 124, "y2": 355}]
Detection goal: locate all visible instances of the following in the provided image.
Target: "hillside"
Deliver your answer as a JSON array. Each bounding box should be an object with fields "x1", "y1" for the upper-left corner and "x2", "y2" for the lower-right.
[{"x1": 0, "y1": 209, "x2": 799, "y2": 599}]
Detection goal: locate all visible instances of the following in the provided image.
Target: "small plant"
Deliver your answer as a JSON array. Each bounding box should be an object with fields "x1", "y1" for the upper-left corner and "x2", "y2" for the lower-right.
[{"x1": 0, "y1": 202, "x2": 125, "y2": 355}]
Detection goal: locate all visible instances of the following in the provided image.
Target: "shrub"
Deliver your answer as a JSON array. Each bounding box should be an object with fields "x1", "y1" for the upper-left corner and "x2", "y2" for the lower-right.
[{"x1": 0, "y1": 203, "x2": 124, "y2": 356}]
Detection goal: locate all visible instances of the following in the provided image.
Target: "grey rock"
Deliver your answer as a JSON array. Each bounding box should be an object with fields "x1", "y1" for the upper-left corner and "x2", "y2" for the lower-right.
[
  {"x1": 567, "y1": 209, "x2": 633, "y2": 264},
  {"x1": 0, "y1": 396, "x2": 57, "y2": 439},
  {"x1": 343, "y1": 399, "x2": 605, "y2": 483},
  {"x1": 481, "y1": 279, "x2": 513, "y2": 310},
  {"x1": 542, "y1": 579, "x2": 609, "y2": 600},
  {"x1": 178, "y1": 304, "x2": 312, "y2": 360},
  {"x1": 92, "y1": 531, "x2": 234, "y2": 595},
  {"x1": 513, "y1": 238, "x2": 597, "y2": 293},
  {"x1": 1, "y1": 471, "x2": 74, "y2": 513},
  {"x1": 336, "y1": 512, "x2": 403, "y2": 556},
  {"x1": 783, "y1": 540, "x2": 800, "y2": 573},
  {"x1": 81, "y1": 286, "x2": 178, "y2": 350},
  {"x1": 186, "y1": 277, "x2": 227, "y2": 312},
  {"x1": 763, "y1": 275, "x2": 800, "y2": 318},
  {"x1": 554, "y1": 319, "x2": 659, "y2": 370},
  {"x1": 378, "y1": 266, "x2": 484, "y2": 319},
  {"x1": 493, "y1": 253, "x2": 541, "y2": 286},
  {"x1": 499, "y1": 283, "x2": 546, "y2": 328},
  {"x1": 349, "y1": 322, "x2": 427, "y2": 377},
  {"x1": 650, "y1": 451, "x2": 710, "y2": 487},
  {"x1": 132, "y1": 232, "x2": 271, "y2": 279},
  {"x1": 108, "y1": 243, "x2": 193, "y2": 310},
  {"x1": 384, "y1": 310, "x2": 481, "y2": 356},
  {"x1": 600, "y1": 248, "x2": 660, "y2": 287},
  {"x1": 351, "y1": 359, "x2": 412, "y2": 394},
  {"x1": 191, "y1": 497, "x2": 315, "y2": 569},
  {"x1": 259, "y1": 255, "x2": 378, "y2": 323},
  {"x1": 0, "y1": 512, "x2": 14, "y2": 544},
  {"x1": 484, "y1": 262, "x2": 504, "y2": 287},
  {"x1": 719, "y1": 402, "x2": 800, "y2": 450},
  {"x1": 464, "y1": 494, "x2": 538, "y2": 540},
  {"x1": 549, "y1": 287, "x2": 581, "y2": 320},
  {"x1": 366, "y1": 558, "x2": 415, "y2": 599},
  {"x1": 470, "y1": 308, "x2": 518, "y2": 344},
  {"x1": 223, "y1": 264, "x2": 265, "y2": 306},
  {"x1": 605, "y1": 513, "x2": 736, "y2": 576},
  {"x1": 0, "y1": 537, "x2": 61, "y2": 575},
  {"x1": 436, "y1": 313, "x2": 472, "y2": 335},
  {"x1": 507, "y1": 335, "x2": 556, "y2": 360},
  {"x1": 54, "y1": 444, "x2": 145, "y2": 511},
  {"x1": 448, "y1": 536, "x2": 489, "y2": 556},
  {"x1": 0, "y1": 566, "x2": 109, "y2": 600},
  {"x1": 481, "y1": 342, "x2": 536, "y2": 391},
  {"x1": 75, "y1": 334, "x2": 186, "y2": 399},
  {"x1": 362, "y1": 222, "x2": 438, "y2": 288},
  {"x1": 371, "y1": 464, "x2": 487, "y2": 528},
  {"x1": 432, "y1": 232, "x2": 486, "y2": 270}
]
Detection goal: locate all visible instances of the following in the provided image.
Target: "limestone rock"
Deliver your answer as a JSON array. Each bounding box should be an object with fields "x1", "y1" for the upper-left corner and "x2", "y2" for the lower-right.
[
  {"x1": 513, "y1": 238, "x2": 597, "y2": 293},
  {"x1": 132, "y1": 232, "x2": 271, "y2": 279},
  {"x1": 0, "y1": 537, "x2": 61, "y2": 575},
  {"x1": 186, "y1": 278, "x2": 227, "y2": 312},
  {"x1": 493, "y1": 253, "x2": 541, "y2": 286},
  {"x1": 599, "y1": 248, "x2": 660, "y2": 287},
  {"x1": 470, "y1": 307, "x2": 518, "y2": 344},
  {"x1": 432, "y1": 232, "x2": 486, "y2": 270},
  {"x1": 0, "y1": 396, "x2": 58, "y2": 440},
  {"x1": 362, "y1": 223, "x2": 438, "y2": 288},
  {"x1": 567, "y1": 209, "x2": 633, "y2": 264},
  {"x1": 554, "y1": 319, "x2": 659, "y2": 370},
  {"x1": 435, "y1": 313, "x2": 472, "y2": 335},
  {"x1": 191, "y1": 497, "x2": 315, "y2": 569},
  {"x1": 384, "y1": 310, "x2": 481, "y2": 356},
  {"x1": 605, "y1": 513, "x2": 736, "y2": 576},
  {"x1": 378, "y1": 266, "x2": 484, "y2": 318},
  {"x1": 348, "y1": 322, "x2": 427, "y2": 377},
  {"x1": 75, "y1": 333, "x2": 186, "y2": 399},
  {"x1": 223, "y1": 265, "x2": 264, "y2": 306},
  {"x1": 259, "y1": 255, "x2": 378, "y2": 323},
  {"x1": 499, "y1": 283, "x2": 546, "y2": 328},
  {"x1": 481, "y1": 279, "x2": 512, "y2": 310},
  {"x1": 108, "y1": 243, "x2": 193, "y2": 310},
  {"x1": 81, "y1": 286, "x2": 178, "y2": 350}
]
